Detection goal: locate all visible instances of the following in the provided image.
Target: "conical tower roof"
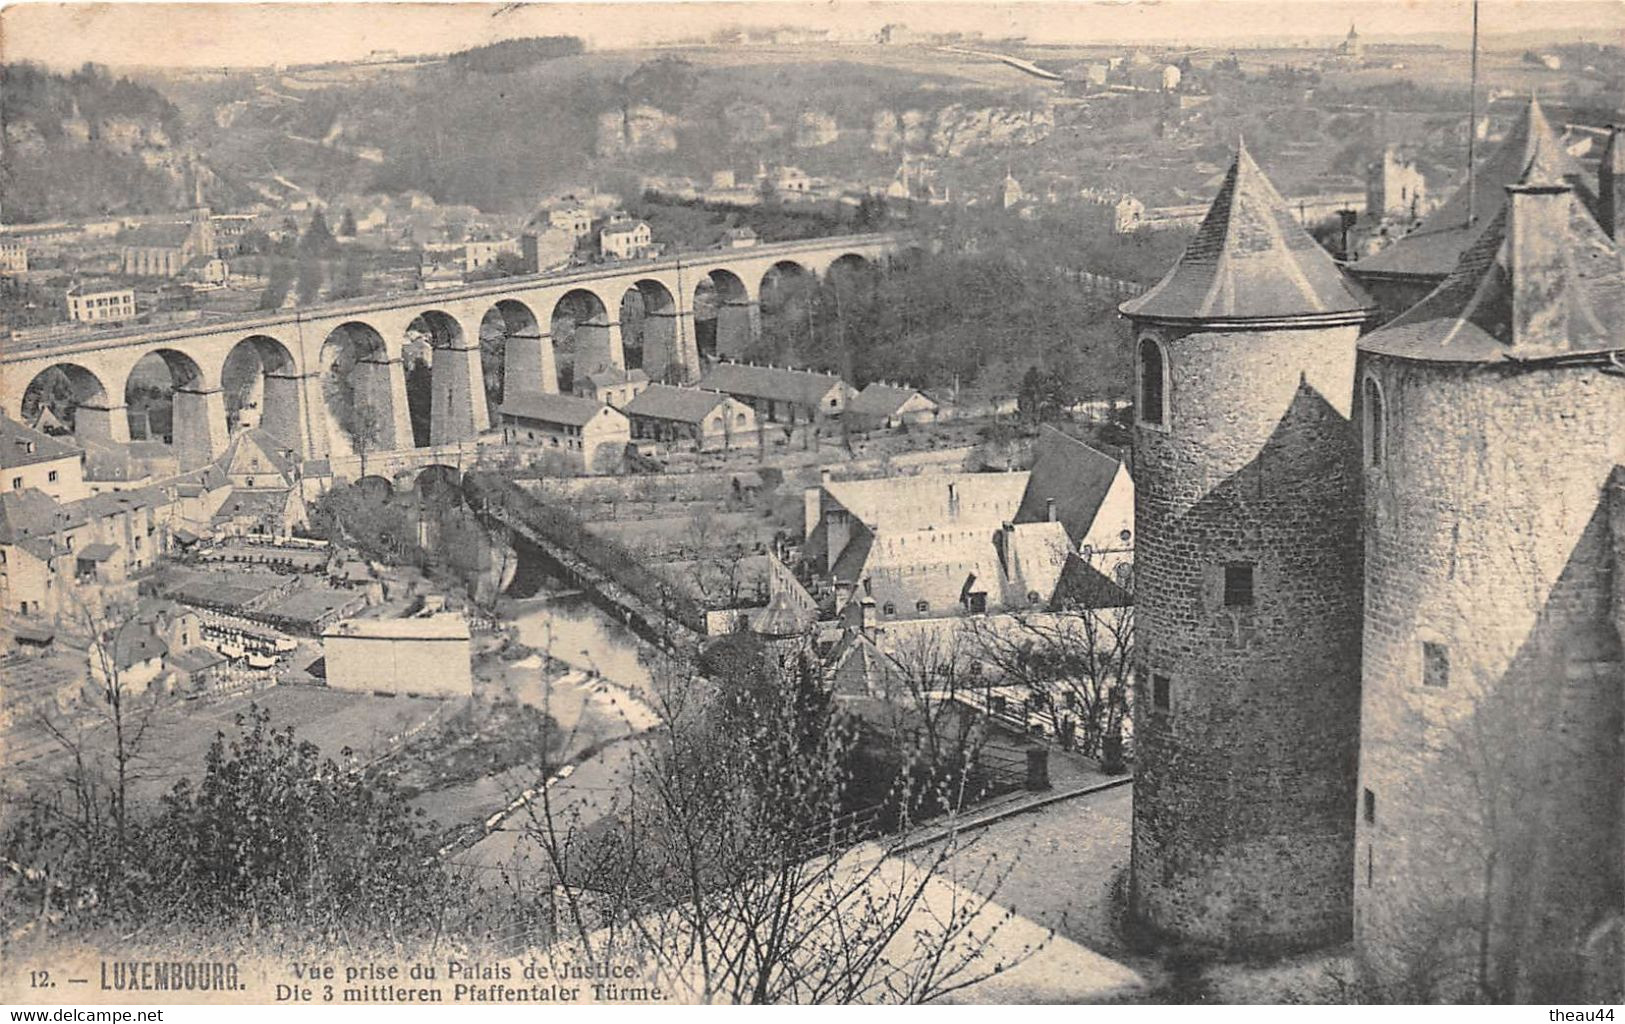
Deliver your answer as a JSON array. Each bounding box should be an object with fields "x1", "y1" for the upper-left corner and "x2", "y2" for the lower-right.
[
  {"x1": 1119, "y1": 141, "x2": 1373, "y2": 326},
  {"x1": 753, "y1": 590, "x2": 809, "y2": 640},
  {"x1": 1355, "y1": 97, "x2": 1593, "y2": 280},
  {"x1": 1360, "y1": 169, "x2": 1625, "y2": 363}
]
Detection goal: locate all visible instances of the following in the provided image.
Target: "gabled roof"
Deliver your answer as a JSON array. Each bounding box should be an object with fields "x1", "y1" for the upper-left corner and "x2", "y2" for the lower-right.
[
  {"x1": 701, "y1": 362, "x2": 849, "y2": 408},
  {"x1": 1014, "y1": 428, "x2": 1124, "y2": 547},
  {"x1": 1360, "y1": 179, "x2": 1625, "y2": 363},
  {"x1": 0, "y1": 488, "x2": 64, "y2": 544},
  {"x1": 848, "y1": 382, "x2": 937, "y2": 418},
  {"x1": 623, "y1": 384, "x2": 730, "y2": 423},
  {"x1": 498, "y1": 393, "x2": 618, "y2": 428},
  {"x1": 119, "y1": 222, "x2": 193, "y2": 248},
  {"x1": 213, "y1": 487, "x2": 296, "y2": 521},
  {"x1": 221, "y1": 428, "x2": 297, "y2": 481},
  {"x1": 1120, "y1": 140, "x2": 1373, "y2": 326},
  {"x1": 1355, "y1": 97, "x2": 1594, "y2": 281},
  {"x1": 0, "y1": 413, "x2": 82, "y2": 470}
]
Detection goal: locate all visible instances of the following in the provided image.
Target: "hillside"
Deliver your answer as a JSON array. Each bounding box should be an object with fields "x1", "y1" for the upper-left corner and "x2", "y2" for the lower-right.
[
  {"x1": 156, "y1": 45, "x2": 1055, "y2": 215},
  {"x1": 0, "y1": 63, "x2": 207, "y2": 222}
]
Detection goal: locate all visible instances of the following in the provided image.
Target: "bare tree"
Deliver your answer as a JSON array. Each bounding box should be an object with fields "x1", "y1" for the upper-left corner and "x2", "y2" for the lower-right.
[
  {"x1": 504, "y1": 641, "x2": 1045, "y2": 1003},
  {"x1": 961, "y1": 596, "x2": 1133, "y2": 767}
]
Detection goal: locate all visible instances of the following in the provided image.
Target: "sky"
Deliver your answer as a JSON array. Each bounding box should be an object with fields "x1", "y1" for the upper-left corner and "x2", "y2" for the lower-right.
[{"x1": 1, "y1": 0, "x2": 1621, "y2": 70}]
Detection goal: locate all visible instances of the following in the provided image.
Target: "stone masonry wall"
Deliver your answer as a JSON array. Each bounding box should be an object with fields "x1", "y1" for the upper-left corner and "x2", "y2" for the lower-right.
[
  {"x1": 1355, "y1": 357, "x2": 1624, "y2": 1000},
  {"x1": 1130, "y1": 321, "x2": 1364, "y2": 954}
]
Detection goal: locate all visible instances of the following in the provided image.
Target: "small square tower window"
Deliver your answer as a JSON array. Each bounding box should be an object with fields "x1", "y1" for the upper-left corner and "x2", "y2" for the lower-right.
[
  {"x1": 1363, "y1": 788, "x2": 1376, "y2": 824},
  {"x1": 1223, "y1": 563, "x2": 1255, "y2": 608},
  {"x1": 1152, "y1": 673, "x2": 1171, "y2": 712},
  {"x1": 1422, "y1": 642, "x2": 1450, "y2": 689}
]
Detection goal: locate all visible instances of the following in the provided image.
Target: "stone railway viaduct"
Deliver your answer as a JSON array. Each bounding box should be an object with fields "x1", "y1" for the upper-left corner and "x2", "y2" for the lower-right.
[{"x1": 2, "y1": 233, "x2": 904, "y2": 469}]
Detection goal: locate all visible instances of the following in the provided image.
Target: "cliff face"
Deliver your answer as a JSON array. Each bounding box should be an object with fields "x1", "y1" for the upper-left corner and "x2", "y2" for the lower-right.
[
  {"x1": 869, "y1": 105, "x2": 1052, "y2": 156},
  {"x1": 596, "y1": 104, "x2": 680, "y2": 158},
  {"x1": 1, "y1": 64, "x2": 201, "y2": 221}
]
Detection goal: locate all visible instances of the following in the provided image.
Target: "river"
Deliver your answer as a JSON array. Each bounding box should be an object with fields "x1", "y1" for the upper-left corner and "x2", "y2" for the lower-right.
[{"x1": 504, "y1": 588, "x2": 655, "y2": 696}]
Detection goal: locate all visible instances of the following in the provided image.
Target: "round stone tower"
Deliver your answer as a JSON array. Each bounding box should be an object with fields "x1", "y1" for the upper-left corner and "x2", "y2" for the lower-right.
[
  {"x1": 1119, "y1": 142, "x2": 1374, "y2": 954},
  {"x1": 1355, "y1": 178, "x2": 1625, "y2": 1000}
]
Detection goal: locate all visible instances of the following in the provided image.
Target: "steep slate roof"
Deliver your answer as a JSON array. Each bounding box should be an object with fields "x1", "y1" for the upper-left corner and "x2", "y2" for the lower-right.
[
  {"x1": 701, "y1": 362, "x2": 848, "y2": 408},
  {"x1": 0, "y1": 489, "x2": 65, "y2": 544},
  {"x1": 753, "y1": 590, "x2": 810, "y2": 638},
  {"x1": 1120, "y1": 140, "x2": 1373, "y2": 325},
  {"x1": 499, "y1": 393, "x2": 616, "y2": 428},
  {"x1": 623, "y1": 384, "x2": 730, "y2": 423},
  {"x1": 0, "y1": 414, "x2": 83, "y2": 470},
  {"x1": 1360, "y1": 179, "x2": 1625, "y2": 363},
  {"x1": 1355, "y1": 97, "x2": 1594, "y2": 281},
  {"x1": 1014, "y1": 428, "x2": 1124, "y2": 547},
  {"x1": 119, "y1": 222, "x2": 193, "y2": 248},
  {"x1": 222, "y1": 428, "x2": 297, "y2": 481}
]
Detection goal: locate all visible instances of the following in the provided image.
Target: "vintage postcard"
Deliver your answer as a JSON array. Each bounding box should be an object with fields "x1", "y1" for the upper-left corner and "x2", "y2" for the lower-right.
[{"x1": 0, "y1": 0, "x2": 1621, "y2": 1008}]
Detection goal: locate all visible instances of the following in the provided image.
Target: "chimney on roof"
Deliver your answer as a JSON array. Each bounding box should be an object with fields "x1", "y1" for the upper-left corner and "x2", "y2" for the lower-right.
[
  {"x1": 1046, "y1": 497, "x2": 1057, "y2": 522},
  {"x1": 1506, "y1": 181, "x2": 1573, "y2": 349},
  {"x1": 1600, "y1": 125, "x2": 1624, "y2": 244}
]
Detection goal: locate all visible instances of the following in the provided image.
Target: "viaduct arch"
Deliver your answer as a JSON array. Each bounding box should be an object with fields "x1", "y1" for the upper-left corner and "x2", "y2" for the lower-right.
[{"x1": 1, "y1": 233, "x2": 901, "y2": 465}]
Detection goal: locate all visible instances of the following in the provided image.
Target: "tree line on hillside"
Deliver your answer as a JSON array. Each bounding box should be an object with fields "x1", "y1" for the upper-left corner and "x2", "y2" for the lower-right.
[
  {"x1": 444, "y1": 36, "x2": 586, "y2": 74},
  {"x1": 748, "y1": 240, "x2": 1138, "y2": 409}
]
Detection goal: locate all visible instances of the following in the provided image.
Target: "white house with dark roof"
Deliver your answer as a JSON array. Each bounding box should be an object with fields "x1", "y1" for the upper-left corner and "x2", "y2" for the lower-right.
[
  {"x1": 2, "y1": 414, "x2": 87, "y2": 503},
  {"x1": 573, "y1": 367, "x2": 649, "y2": 409},
  {"x1": 846, "y1": 382, "x2": 940, "y2": 432},
  {"x1": 622, "y1": 384, "x2": 757, "y2": 451},
  {"x1": 498, "y1": 393, "x2": 629, "y2": 473}
]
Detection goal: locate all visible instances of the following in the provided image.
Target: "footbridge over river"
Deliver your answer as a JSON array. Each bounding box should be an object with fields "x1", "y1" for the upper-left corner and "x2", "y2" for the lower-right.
[{"x1": 3, "y1": 233, "x2": 907, "y2": 470}]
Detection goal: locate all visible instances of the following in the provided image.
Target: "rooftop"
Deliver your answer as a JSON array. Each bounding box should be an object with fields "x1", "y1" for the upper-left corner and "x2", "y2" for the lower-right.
[
  {"x1": 0, "y1": 413, "x2": 82, "y2": 471},
  {"x1": 701, "y1": 362, "x2": 849, "y2": 408},
  {"x1": 499, "y1": 392, "x2": 617, "y2": 428},
  {"x1": 1360, "y1": 178, "x2": 1625, "y2": 364},
  {"x1": 623, "y1": 384, "x2": 731, "y2": 423},
  {"x1": 323, "y1": 612, "x2": 471, "y2": 641},
  {"x1": 1120, "y1": 140, "x2": 1373, "y2": 326},
  {"x1": 847, "y1": 382, "x2": 937, "y2": 418},
  {"x1": 1354, "y1": 97, "x2": 1594, "y2": 282},
  {"x1": 1014, "y1": 428, "x2": 1125, "y2": 547}
]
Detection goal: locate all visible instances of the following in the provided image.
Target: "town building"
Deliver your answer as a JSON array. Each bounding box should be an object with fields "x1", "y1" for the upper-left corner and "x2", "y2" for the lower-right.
[
  {"x1": 801, "y1": 471, "x2": 1072, "y2": 622},
  {"x1": 573, "y1": 367, "x2": 650, "y2": 409},
  {"x1": 622, "y1": 384, "x2": 758, "y2": 451},
  {"x1": 496, "y1": 393, "x2": 630, "y2": 474},
  {"x1": 1001, "y1": 172, "x2": 1024, "y2": 211},
  {"x1": 462, "y1": 236, "x2": 521, "y2": 272},
  {"x1": 547, "y1": 204, "x2": 594, "y2": 240},
  {"x1": 118, "y1": 206, "x2": 217, "y2": 278},
  {"x1": 3, "y1": 415, "x2": 88, "y2": 503},
  {"x1": 1120, "y1": 139, "x2": 1374, "y2": 956},
  {"x1": 522, "y1": 226, "x2": 575, "y2": 272},
  {"x1": 599, "y1": 217, "x2": 653, "y2": 260},
  {"x1": 699, "y1": 362, "x2": 853, "y2": 424},
  {"x1": 845, "y1": 382, "x2": 941, "y2": 432},
  {"x1": 776, "y1": 166, "x2": 813, "y2": 195},
  {"x1": 65, "y1": 281, "x2": 137, "y2": 324},
  {"x1": 721, "y1": 226, "x2": 758, "y2": 249},
  {"x1": 321, "y1": 612, "x2": 472, "y2": 697},
  {"x1": 1366, "y1": 144, "x2": 1429, "y2": 222},
  {"x1": 1078, "y1": 190, "x2": 1146, "y2": 235},
  {"x1": 0, "y1": 239, "x2": 28, "y2": 275}
]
